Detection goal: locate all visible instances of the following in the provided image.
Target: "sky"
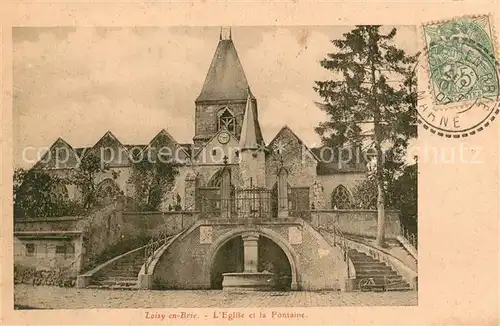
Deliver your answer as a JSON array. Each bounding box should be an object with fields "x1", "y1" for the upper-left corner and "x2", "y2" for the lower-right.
[{"x1": 13, "y1": 26, "x2": 417, "y2": 168}]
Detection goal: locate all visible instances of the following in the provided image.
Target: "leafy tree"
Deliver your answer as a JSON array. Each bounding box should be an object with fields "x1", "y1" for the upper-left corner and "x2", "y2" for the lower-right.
[
  {"x1": 314, "y1": 26, "x2": 419, "y2": 246},
  {"x1": 353, "y1": 162, "x2": 418, "y2": 234},
  {"x1": 65, "y1": 154, "x2": 119, "y2": 209},
  {"x1": 129, "y1": 148, "x2": 179, "y2": 211},
  {"x1": 13, "y1": 167, "x2": 83, "y2": 219}
]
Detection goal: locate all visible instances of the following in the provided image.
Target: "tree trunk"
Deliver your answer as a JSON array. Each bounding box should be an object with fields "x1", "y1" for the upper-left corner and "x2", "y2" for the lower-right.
[
  {"x1": 368, "y1": 29, "x2": 386, "y2": 247},
  {"x1": 375, "y1": 154, "x2": 386, "y2": 247}
]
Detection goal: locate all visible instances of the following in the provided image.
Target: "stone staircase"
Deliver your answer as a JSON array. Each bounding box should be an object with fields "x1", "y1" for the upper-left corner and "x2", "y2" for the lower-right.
[
  {"x1": 88, "y1": 251, "x2": 145, "y2": 290},
  {"x1": 348, "y1": 249, "x2": 411, "y2": 291}
]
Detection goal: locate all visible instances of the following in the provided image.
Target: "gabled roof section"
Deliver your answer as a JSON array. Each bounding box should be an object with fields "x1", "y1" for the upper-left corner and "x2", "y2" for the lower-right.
[
  {"x1": 34, "y1": 137, "x2": 80, "y2": 169},
  {"x1": 193, "y1": 127, "x2": 239, "y2": 160},
  {"x1": 84, "y1": 131, "x2": 131, "y2": 166},
  {"x1": 239, "y1": 90, "x2": 264, "y2": 150},
  {"x1": 311, "y1": 146, "x2": 368, "y2": 174},
  {"x1": 267, "y1": 125, "x2": 320, "y2": 162},
  {"x1": 140, "y1": 129, "x2": 190, "y2": 163},
  {"x1": 196, "y1": 38, "x2": 250, "y2": 102}
]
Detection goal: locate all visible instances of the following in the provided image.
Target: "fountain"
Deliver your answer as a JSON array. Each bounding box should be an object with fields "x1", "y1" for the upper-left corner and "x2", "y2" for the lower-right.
[
  {"x1": 221, "y1": 233, "x2": 276, "y2": 291},
  {"x1": 222, "y1": 271, "x2": 275, "y2": 291}
]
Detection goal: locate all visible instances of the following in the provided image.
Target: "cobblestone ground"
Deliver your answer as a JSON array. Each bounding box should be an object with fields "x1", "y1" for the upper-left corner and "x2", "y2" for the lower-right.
[{"x1": 14, "y1": 285, "x2": 417, "y2": 309}]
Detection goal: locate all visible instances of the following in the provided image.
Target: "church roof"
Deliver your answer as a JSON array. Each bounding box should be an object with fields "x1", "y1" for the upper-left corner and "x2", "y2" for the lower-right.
[
  {"x1": 311, "y1": 146, "x2": 368, "y2": 174},
  {"x1": 239, "y1": 90, "x2": 264, "y2": 149},
  {"x1": 267, "y1": 125, "x2": 320, "y2": 162},
  {"x1": 196, "y1": 38, "x2": 250, "y2": 102},
  {"x1": 33, "y1": 137, "x2": 80, "y2": 169}
]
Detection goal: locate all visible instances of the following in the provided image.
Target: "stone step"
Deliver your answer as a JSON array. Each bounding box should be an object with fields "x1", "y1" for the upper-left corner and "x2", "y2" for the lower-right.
[
  {"x1": 353, "y1": 262, "x2": 392, "y2": 272},
  {"x1": 354, "y1": 264, "x2": 392, "y2": 270},
  {"x1": 101, "y1": 276, "x2": 138, "y2": 282},
  {"x1": 92, "y1": 276, "x2": 138, "y2": 289},
  {"x1": 347, "y1": 249, "x2": 412, "y2": 291},
  {"x1": 102, "y1": 256, "x2": 145, "y2": 278},
  {"x1": 386, "y1": 285, "x2": 412, "y2": 291},
  {"x1": 104, "y1": 271, "x2": 139, "y2": 277},
  {"x1": 87, "y1": 284, "x2": 138, "y2": 290},
  {"x1": 349, "y1": 256, "x2": 383, "y2": 262},
  {"x1": 356, "y1": 268, "x2": 397, "y2": 275},
  {"x1": 98, "y1": 279, "x2": 138, "y2": 286},
  {"x1": 356, "y1": 275, "x2": 400, "y2": 280},
  {"x1": 356, "y1": 272, "x2": 399, "y2": 277},
  {"x1": 351, "y1": 263, "x2": 388, "y2": 268}
]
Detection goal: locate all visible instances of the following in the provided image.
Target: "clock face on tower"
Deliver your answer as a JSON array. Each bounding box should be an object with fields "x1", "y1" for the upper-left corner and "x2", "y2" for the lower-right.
[{"x1": 217, "y1": 131, "x2": 230, "y2": 144}]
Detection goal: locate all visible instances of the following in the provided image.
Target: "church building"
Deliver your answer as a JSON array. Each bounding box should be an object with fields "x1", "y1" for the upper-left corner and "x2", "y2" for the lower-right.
[
  {"x1": 33, "y1": 31, "x2": 367, "y2": 214},
  {"x1": 15, "y1": 30, "x2": 416, "y2": 292}
]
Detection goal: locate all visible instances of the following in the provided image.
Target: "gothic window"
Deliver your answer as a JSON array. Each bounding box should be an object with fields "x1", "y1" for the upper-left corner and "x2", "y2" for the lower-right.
[
  {"x1": 208, "y1": 170, "x2": 222, "y2": 188},
  {"x1": 50, "y1": 183, "x2": 69, "y2": 202},
  {"x1": 331, "y1": 185, "x2": 352, "y2": 209},
  {"x1": 218, "y1": 108, "x2": 235, "y2": 133},
  {"x1": 96, "y1": 178, "x2": 121, "y2": 204}
]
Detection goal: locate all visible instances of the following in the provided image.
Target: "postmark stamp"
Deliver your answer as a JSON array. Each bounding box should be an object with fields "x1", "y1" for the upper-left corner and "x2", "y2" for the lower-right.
[{"x1": 418, "y1": 15, "x2": 500, "y2": 137}]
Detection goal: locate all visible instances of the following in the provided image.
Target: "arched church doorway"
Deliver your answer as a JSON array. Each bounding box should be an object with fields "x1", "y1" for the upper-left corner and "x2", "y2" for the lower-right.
[{"x1": 210, "y1": 234, "x2": 292, "y2": 291}]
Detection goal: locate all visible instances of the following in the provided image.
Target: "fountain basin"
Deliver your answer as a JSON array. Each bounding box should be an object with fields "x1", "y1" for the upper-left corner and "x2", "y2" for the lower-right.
[{"x1": 222, "y1": 272, "x2": 275, "y2": 291}]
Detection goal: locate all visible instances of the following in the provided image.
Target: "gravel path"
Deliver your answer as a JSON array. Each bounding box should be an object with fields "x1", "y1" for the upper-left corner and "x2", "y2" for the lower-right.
[{"x1": 14, "y1": 284, "x2": 417, "y2": 309}]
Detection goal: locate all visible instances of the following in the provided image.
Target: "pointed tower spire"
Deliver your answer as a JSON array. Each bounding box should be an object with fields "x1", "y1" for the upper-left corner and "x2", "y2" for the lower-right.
[
  {"x1": 196, "y1": 29, "x2": 250, "y2": 102},
  {"x1": 229, "y1": 27, "x2": 232, "y2": 40},
  {"x1": 239, "y1": 89, "x2": 259, "y2": 150}
]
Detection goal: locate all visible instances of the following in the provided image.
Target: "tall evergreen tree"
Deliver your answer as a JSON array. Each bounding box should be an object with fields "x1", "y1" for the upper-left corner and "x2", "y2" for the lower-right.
[
  {"x1": 314, "y1": 26, "x2": 418, "y2": 246},
  {"x1": 129, "y1": 144, "x2": 179, "y2": 211}
]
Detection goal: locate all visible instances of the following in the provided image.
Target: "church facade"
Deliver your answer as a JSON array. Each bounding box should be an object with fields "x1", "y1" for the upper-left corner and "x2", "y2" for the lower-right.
[
  {"x1": 33, "y1": 33, "x2": 367, "y2": 214},
  {"x1": 15, "y1": 32, "x2": 417, "y2": 292}
]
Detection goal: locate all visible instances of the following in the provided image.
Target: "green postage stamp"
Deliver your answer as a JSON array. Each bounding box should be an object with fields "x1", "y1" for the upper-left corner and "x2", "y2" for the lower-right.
[
  {"x1": 423, "y1": 15, "x2": 498, "y2": 106},
  {"x1": 419, "y1": 15, "x2": 500, "y2": 137}
]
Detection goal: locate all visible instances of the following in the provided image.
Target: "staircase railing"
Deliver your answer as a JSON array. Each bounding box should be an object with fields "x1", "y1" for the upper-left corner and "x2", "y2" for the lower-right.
[
  {"x1": 332, "y1": 224, "x2": 350, "y2": 277},
  {"x1": 318, "y1": 223, "x2": 351, "y2": 278},
  {"x1": 400, "y1": 224, "x2": 418, "y2": 251},
  {"x1": 143, "y1": 203, "x2": 196, "y2": 274}
]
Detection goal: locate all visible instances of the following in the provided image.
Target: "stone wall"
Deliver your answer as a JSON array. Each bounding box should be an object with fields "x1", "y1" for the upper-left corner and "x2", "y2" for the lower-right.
[
  {"x1": 266, "y1": 127, "x2": 318, "y2": 190},
  {"x1": 310, "y1": 209, "x2": 401, "y2": 239},
  {"x1": 81, "y1": 205, "x2": 199, "y2": 267},
  {"x1": 14, "y1": 236, "x2": 84, "y2": 276},
  {"x1": 120, "y1": 211, "x2": 199, "y2": 237},
  {"x1": 192, "y1": 132, "x2": 240, "y2": 165},
  {"x1": 194, "y1": 101, "x2": 247, "y2": 147},
  {"x1": 14, "y1": 204, "x2": 200, "y2": 275},
  {"x1": 153, "y1": 221, "x2": 348, "y2": 290},
  {"x1": 239, "y1": 150, "x2": 266, "y2": 187},
  {"x1": 310, "y1": 181, "x2": 325, "y2": 210},
  {"x1": 14, "y1": 216, "x2": 85, "y2": 232},
  {"x1": 193, "y1": 164, "x2": 242, "y2": 188},
  {"x1": 95, "y1": 167, "x2": 132, "y2": 197},
  {"x1": 79, "y1": 200, "x2": 128, "y2": 267},
  {"x1": 318, "y1": 173, "x2": 365, "y2": 209}
]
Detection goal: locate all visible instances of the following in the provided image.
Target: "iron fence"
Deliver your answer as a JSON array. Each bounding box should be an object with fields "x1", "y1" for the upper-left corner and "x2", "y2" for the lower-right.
[
  {"x1": 400, "y1": 225, "x2": 418, "y2": 250},
  {"x1": 198, "y1": 187, "x2": 273, "y2": 219}
]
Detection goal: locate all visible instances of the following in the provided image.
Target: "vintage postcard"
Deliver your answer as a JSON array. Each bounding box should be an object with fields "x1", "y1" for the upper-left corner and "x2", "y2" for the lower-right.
[{"x1": 1, "y1": 1, "x2": 499, "y2": 325}]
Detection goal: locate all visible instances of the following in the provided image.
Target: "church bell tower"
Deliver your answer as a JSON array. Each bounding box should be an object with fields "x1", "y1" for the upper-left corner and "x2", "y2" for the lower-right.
[{"x1": 193, "y1": 28, "x2": 263, "y2": 149}]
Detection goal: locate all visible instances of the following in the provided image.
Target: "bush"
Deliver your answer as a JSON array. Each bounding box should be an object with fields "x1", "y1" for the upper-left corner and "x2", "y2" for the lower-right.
[{"x1": 14, "y1": 264, "x2": 76, "y2": 287}]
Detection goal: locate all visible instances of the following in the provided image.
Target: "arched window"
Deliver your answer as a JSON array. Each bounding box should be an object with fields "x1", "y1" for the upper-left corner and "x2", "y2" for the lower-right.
[
  {"x1": 331, "y1": 185, "x2": 352, "y2": 209},
  {"x1": 208, "y1": 170, "x2": 223, "y2": 188},
  {"x1": 217, "y1": 108, "x2": 235, "y2": 133},
  {"x1": 96, "y1": 178, "x2": 121, "y2": 204},
  {"x1": 50, "y1": 183, "x2": 69, "y2": 202}
]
